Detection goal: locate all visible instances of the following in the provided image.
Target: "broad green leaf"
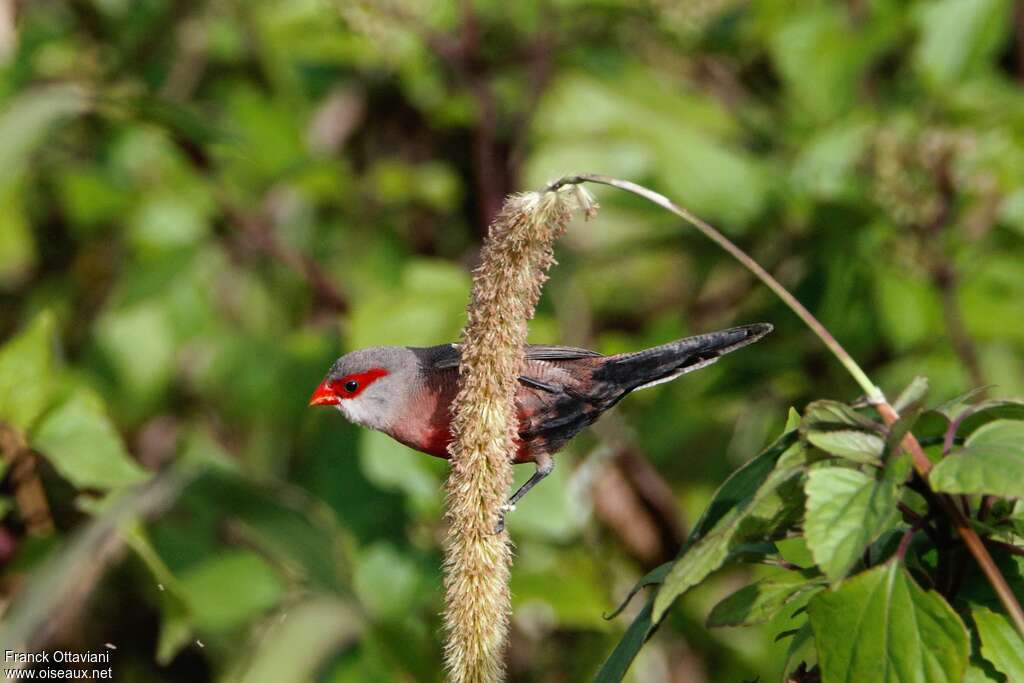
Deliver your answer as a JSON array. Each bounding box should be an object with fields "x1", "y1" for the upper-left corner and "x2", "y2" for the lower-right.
[
  {"x1": 914, "y1": 0, "x2": 1011, "y2": 88},
  {"x1": 707, "y1": 570, "x2": 825, "y2": 627},
  {"x1": 791, "y1": 120, "x2": 871, "y2": 200},
  {"x1": 0, "y1": 86, "x2": 89, "y2": 191},
  {"x1": 178, "y1": 550, "x2": 284, "y2": 632},
  {"x1": 783, "y1": 621, "x2": 818, "y2": 679},
  {"x1": 804, "y1": 456, "x2": 908, "y2": 582},
  {"x1": 30, "y1": 393, "x2": 150, "y2": 490},
  {"x1": 94, "y1": 303, "x2": 176, "y2": 403},
  {"x1": 785, "y1": 407, "x2": 802, "y2": 432},
  {"x1": 806, "y1": 429, "x2": 885, "y2": 464},
  {"x1": 802, "y1": 400, "x2": 878, "y2": 430},
  {"x1": 512, "y1": 550, "x2": 611, "y2": 629},
  {"x1": 802, "y1": 399, "x2": 885, "y2": 463},
  {"x1": 692, "y1": 431, "x2": 802, "y2": 540},
  {"x1": 359, "y1": 429, "x2": 444, "y2": 517},
  {"x1": 873, "y1": 268, "x2": 943, "y2": 351},
  {"x1": 230, "y1": 597, "x2": 363, "y2": 683},
  {"x1": 771, "y1": 6, "x2": 898, "y2": 121},
  {"x1": 966, "y1": 419, "x2": 1024, "y2": 452},
  {"x1": 348, "y1": 259, "x2": 469, "y2": 349},
  {"x1": 353, "y1": 543, "x2": 422, "y2": 620},
  {"x1": 972, "y1": 606, "x2": 1024, "y2": 681},
  {"x1": 604, "y1": 562, "x2": 671, "y2": 620},
  {"x1": 893, "y1": 377, "x2": 929, "y2": 413},
  {"x1": 120, "y1": 522, "x2": 194, "y2": 664},
  {"x1": 928, "y1": 394, "x2": 1024, "y2": 439},
  {"x1": 0, "y1": 188, "x2": 35, "y2": 289},
  {"x1": 593, "y1": 599, "x2": 655, "y2": 683},
  {"x1": 185, "y1": 471, "x2": 351, "y2": 591},
  {"x1": 528, "y1": 70, "x2": 768, "y2": 228},
  {"x1": 776, "y1": 536, "x2": 816, "y2": 569},
  {"x1": 930, "y1": 420, "x2": 1024, "y2": 498},
  {"x1": 115, "y1": 95, "x2": 235, "y2": 147},
  {"x1": 809, "y1": 562, "x2": 969, "y2": 683},
  {"x1": 931, "y1": 388, "x2": 997, "y2": 422},
  {"x1": 0, "y1": 311, "x2": 57, "y2": 432},
  {"x1": 958, "y1": 400, "x2": 1024, "y2": 437},
  {"x1": 964, "y1": 662, "x2": 1004, "y2": 683},
  {"x1": 652, "y1": 436, "x2": 806, "y2": 621}
]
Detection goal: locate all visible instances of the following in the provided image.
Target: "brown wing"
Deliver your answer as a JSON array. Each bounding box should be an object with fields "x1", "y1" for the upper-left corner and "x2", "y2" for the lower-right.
[
  {"x1": 424, "y1": 343, "x2": 602, "y2": 370},
  {"x1": 415, "y1": 344, "x2": 613, "y2": 462},
  {"x1": 513, "y1": 356, "x2": 622, "y2": 459}
]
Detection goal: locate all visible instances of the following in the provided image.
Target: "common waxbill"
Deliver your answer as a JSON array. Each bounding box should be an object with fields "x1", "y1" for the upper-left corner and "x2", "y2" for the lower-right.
[{"x1": 310, "y1": 322, "x2": 772, "y2": 529}]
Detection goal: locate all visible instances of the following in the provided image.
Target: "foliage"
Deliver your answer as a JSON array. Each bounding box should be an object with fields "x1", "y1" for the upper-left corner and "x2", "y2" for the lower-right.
[
  {"x1": 1, "y1": 0, "x2": 1023, "y2": 681},
  {"x1": 599, "y1": 389, "x2": 1024, "y2": 683}
]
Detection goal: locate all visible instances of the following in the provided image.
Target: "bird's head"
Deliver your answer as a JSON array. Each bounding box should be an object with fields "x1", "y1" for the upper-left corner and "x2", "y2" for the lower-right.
[{"x1": 309, "y1": 346, "x2": 418, "y2": 431}]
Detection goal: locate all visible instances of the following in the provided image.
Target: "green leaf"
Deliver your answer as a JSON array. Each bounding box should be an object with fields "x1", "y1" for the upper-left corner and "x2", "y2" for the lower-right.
[
  {"x1": 512, "y1": 550, "x2": 612, "y2": 629},
  {"x1": 808, "y1": 562, "x2": 969, "y2": 683},
  {"x1": 771, "y1": 6, "x2": 899, "y2": 121},
  {"x1": 964, "y1": 662, "x2": 1004, "y2": 683},
  {"x1": 0, "y1": 311, "x2": 58, "y2": 432},
  {"x1": 893, "y1": 377, "x2": 930, "y2": 413},
  {"x1": 930, "y1": 395, "x2": 1024, "y2": 439},
  {"x1": 178, "y1": 550, "x2": 284, "y2": 632},
  {"x1": 804, "y1": 456, "x2": 908, "y2": 582},
  {"x1": 121, "y1": 522, "x2": 193, "y2": 664},
  {"x1": 0, "y1": 86, "x2": 89, "y2": 191},
  {"x1": 802, "y1": 399, "x2": 885, "y2": 463},
  {"x1": 185, "y1": 471, "x2": 350, "y2": 591},
  {"x1": 230, "y1": 597, "x2": 363, "y2": 683},
  {"x1": 806, "y1": 429, "x2": 885, "y2": 464},
  {"x1": 30, "y1": 393, "x2": 150, "y2": 490},
  {"x1": 914, "y1": 0, "x2": 1011, "y2": 88},
  {"x1": 965, "y1": 419, "x2": 1024, "y2": 455},
  {"x1": 930, "y1": 420, "x2": 1024, "y2": 498},
  {"x1": 972, "y1": 606, "x2": 1024, "y2": 681},
  {"x1": 593, "y1": 599, "x2": 655, "y2": 683},
  {"x1": 652, "y1": 435, "x2": 806, "y2": 621},
  {"x1": 604, "y1": 562, "x2": 671, "y2": 620},
  {"x1": 785, "y1": 407, "x2": 802, "y2": 432},
  {"x1": 94, "y1": 303, "x2": 176, "y2": 404},
  {"x1": 776, "y1": 536, "x2": 816, "y2": 569},
  {"x1": 802, "y1": 400, "x2": 878, "y2": 430},
  {"x1": 353, "y1": 543, "x2": 423, "y2": 620},
  {"x1": 873, "y1": 267, "x2": 944, "y2": 351},
  {"x1": 783, "y1": 621, "x2": 818, "y2": 679},
  {"x1": 931, "y1": 388, "x2": 996, "y2": 422},
  {"x1": 707, "y1": 570, "x2": 825, "y2": 628},
  {"x1": 0, "y1": 188, "x2": 35, "y2": 289}
]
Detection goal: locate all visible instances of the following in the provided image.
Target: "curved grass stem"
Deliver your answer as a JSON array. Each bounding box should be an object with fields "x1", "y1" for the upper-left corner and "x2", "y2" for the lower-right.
[{"x1": 546, "y1": 172, "x2": 1024, "y2": 638}]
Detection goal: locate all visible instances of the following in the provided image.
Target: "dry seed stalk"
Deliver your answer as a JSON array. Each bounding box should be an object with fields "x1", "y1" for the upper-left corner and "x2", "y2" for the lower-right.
[{"x1": 442, "y1": 187, "x2": 595, "y2": 683}]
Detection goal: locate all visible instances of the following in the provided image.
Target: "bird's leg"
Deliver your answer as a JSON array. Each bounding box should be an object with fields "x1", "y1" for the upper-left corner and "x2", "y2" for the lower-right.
[{"x1": 496, "y1": 452, "x2": 553, "y2": 533}]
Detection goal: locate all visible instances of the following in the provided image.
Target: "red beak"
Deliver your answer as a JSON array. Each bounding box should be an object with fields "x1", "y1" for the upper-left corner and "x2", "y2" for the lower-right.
[{"x1": 309, "y1": 380, "x2": 339, "y2": 406}]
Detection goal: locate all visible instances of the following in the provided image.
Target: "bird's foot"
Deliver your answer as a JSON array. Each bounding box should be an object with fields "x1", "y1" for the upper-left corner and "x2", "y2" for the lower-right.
[{"x1": 494, "y1": 503, "x2": 517, "y2": 534}]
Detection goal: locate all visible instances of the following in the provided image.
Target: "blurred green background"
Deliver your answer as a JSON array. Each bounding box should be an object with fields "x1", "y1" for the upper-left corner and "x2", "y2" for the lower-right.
[{"x1": 1, "y1": 0, "x2": 1023, "y2": 680}]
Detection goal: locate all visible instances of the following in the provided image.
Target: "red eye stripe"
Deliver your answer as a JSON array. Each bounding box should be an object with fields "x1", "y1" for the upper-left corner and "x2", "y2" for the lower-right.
[{"x1": 330, "y1": 368, "x2": 389, "y2": 399}]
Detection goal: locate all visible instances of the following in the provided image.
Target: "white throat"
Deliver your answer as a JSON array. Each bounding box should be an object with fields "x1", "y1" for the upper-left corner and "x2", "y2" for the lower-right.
[{"x1": 335, "y1": 396, "x2": 390, "y2": 433}]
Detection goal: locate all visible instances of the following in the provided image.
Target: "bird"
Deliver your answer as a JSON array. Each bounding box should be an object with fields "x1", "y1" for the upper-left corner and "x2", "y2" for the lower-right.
[{"x1": 310, "y1": 322, "x2": 772, "y2": 531}]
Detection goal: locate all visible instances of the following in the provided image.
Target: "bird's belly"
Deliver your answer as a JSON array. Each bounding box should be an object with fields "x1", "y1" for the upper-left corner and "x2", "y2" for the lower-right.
[{"x1": 392, "y1": 422, "x2": 537, "y2": 463}]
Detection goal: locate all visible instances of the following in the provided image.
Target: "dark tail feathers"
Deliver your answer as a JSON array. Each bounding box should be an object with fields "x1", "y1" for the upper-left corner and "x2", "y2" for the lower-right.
[{"x1": 594, "y1": 323, "x2": 773, "y2": 392}]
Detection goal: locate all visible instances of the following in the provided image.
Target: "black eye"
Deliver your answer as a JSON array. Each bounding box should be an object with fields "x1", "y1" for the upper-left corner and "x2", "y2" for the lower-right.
[{"x1": 344, "y1": 380, "x2": 359, "y2": 393}]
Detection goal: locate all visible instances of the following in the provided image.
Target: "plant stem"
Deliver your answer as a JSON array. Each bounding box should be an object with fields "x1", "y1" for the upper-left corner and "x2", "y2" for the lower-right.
[
  {"x1": 546, "y1": 172, "x2": 1024, "y2": 637},
  {"x1": 546, "y1": 174, "x2": 883, "y2": 401}
]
